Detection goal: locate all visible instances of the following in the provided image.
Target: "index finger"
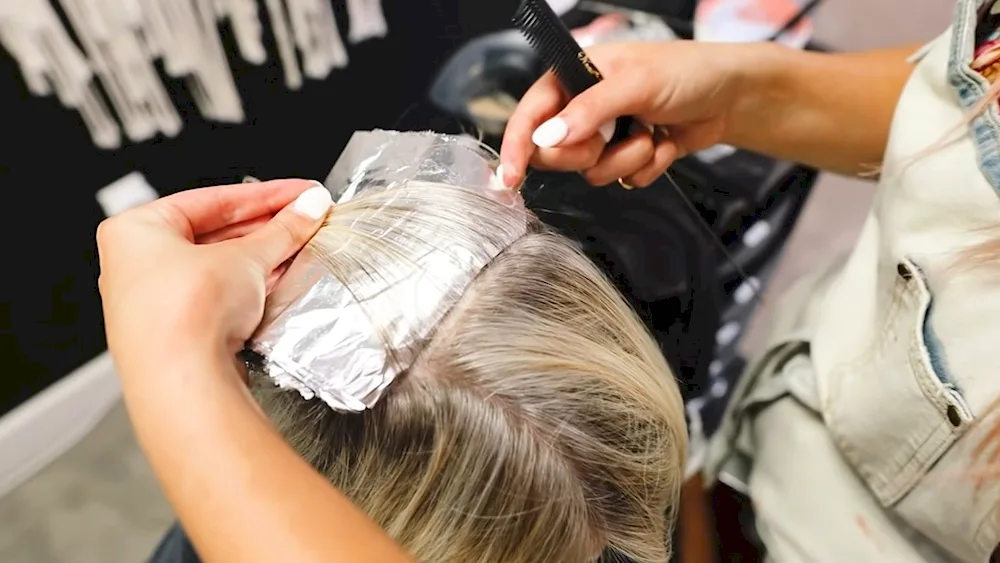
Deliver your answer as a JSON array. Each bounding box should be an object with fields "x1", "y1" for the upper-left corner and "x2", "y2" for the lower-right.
[
  {"x1": 137, "y1": 179, "x2": 321, "y2": 240},
  {"x1": 499, "y1": 71, "x2": 566, "y2": 188}
]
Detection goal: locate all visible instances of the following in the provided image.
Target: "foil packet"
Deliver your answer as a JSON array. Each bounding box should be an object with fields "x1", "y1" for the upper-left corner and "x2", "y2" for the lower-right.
[{"x1": 247, "y1": 130, "x2": 527, "y2": 411}]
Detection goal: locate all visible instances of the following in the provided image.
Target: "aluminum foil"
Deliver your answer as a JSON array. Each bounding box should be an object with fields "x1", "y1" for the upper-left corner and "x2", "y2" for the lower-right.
[
  {"x1": 248, "y1": 130, "x2": 528, "y2": 412},
  {"x1": 326, "y1": 129, "x2": 514, "y2": 203}
]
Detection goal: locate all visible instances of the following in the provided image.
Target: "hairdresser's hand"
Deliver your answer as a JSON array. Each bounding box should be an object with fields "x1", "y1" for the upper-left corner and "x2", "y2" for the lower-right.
[
  {"x1": 500, "y1": 40, "x2": 747, "y2": 188},
  {"x1": 98, "y1": 180, "x2": 415, "y2": 563},
  {"x1": 97, "y1": 180, "x2": 333, "y2": 375}
]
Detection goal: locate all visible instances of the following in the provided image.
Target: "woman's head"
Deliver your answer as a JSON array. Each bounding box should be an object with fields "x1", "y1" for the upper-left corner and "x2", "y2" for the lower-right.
[{"x1": 250, "y1": 181, "x2": 687, "y2": 562}]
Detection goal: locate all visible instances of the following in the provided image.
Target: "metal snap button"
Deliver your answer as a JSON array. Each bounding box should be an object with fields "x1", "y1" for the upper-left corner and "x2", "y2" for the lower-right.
[
  {"x1": 946, "y1": 404, "x2": 963, "y2": 427},
  {"x1": 897, "y1": 263, "x2": 913, "y2": 281}
]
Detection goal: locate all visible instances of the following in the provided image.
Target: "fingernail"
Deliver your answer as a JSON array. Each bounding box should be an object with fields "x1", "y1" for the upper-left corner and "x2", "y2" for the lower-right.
[
  {"x1": 494, "y1": 164, "x2": 508, "y2": 189},
  {"x1": 292, "y1": 183, "x2": 333, "y2": 220},
  {"x1": 532, "y1": 117, "x2": 569, "y2": 148},
  {"x1": 598, "y1": 120, "x2": 616, "y2": 143},
  {"x1": 495, "y1": 163, "x2": 517, "y2": 190}
]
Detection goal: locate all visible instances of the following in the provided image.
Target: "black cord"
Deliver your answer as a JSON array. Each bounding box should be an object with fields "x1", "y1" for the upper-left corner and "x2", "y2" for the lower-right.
[{"x1": 766, "y1": 0, "x2": 825, "y2": 42}]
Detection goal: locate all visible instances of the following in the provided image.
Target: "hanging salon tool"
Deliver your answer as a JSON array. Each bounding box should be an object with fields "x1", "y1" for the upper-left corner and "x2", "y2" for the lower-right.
[
  {"x1": 0, "y1": 0, "x2": 122, "y2": 148},
  {"x1": 285, "y1": 0, "x2": 349, "y2": 81},
  {"x1": 60, "y1": 0, "x2": 186, "y2": 142},
  {"x1": 0, "y1": 0, "x2": 390, "y2": 149}
]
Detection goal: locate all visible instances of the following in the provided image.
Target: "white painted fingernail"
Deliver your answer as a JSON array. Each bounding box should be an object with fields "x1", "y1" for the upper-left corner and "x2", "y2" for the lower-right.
[
  {"x1": 532, "y1": 117, "x2": 569, "y2": 148},
  {"x1": 598, "y1": 120, "x2": 616, "y2": 143},
  {"x1": 293, "y1": 183, "x2": 333, "y2": 220},
  {"x1": 492, "y1": 164, "x2": 509, "y2": 189}
]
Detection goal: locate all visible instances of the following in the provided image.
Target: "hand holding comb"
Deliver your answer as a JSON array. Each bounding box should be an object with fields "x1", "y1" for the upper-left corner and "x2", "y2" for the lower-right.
[
  {"x1": 512, "y1": 0, "x2": 637, "y2": 147},
  {"x1": 511, "y1": 0, "x2": 759, "y2": 293}
]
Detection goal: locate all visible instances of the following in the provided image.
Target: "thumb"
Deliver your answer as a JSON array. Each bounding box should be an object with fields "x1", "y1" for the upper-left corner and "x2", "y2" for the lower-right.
[
  {"x1": 534, "y1": 75, "x2": 649, "y2": 148},
  {"x1": 238, "y1": 182, "x2": 333, "y2": 271}
]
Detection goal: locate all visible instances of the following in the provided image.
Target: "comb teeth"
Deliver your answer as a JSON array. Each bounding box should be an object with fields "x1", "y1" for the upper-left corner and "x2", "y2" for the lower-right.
[{"x1": 513, "y1": 0, "x2": 602, "y2": 96}]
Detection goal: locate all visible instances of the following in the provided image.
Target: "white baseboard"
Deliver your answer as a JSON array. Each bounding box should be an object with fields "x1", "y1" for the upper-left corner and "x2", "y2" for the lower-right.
[{"x1": 0, "y1": 352, "x2": 121, "y2": 499}]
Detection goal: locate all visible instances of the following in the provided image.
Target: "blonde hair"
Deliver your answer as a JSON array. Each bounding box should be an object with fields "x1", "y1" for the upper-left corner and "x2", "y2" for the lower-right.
[{"x1": 249, "y1": 182, "x2": 687, "y2": 562}]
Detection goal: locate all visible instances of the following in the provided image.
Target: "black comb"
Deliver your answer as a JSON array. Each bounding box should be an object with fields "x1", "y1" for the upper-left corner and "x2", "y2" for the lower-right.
[{"x1": 512, "y1": 0, "x2": 633, "y2": 143}]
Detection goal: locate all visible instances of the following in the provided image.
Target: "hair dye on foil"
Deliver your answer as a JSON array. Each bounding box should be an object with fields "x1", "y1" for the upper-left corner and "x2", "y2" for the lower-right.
[{"x1": 247, "y1": 130, "x2": 528, "y2": 412}]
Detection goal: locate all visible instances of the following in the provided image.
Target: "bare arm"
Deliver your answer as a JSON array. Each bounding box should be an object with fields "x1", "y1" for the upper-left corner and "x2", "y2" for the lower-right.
[
  {"x1": 500, "y1": 39, "x2": 925, "y2": 187},
  {"x1": 117, "y1": 340, "x2": 413, "y2": 563},
  {"x1": 726, "y1": 42, "x2": 923, "y2": 175}
]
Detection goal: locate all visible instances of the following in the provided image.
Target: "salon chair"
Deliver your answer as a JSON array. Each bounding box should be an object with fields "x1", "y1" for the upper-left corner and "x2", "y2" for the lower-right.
[{"x1": 427, "y1": 5, "x2": 822, "y2": 561}]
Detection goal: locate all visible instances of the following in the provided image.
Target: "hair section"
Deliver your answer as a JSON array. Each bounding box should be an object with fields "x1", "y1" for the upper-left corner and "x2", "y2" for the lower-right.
[{"x1": 251, "y1": 181, "x2": 688, "y2": 563}]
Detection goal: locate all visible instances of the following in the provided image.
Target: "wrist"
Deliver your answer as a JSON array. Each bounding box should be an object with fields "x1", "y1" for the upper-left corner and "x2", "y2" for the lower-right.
[
  {"x1": 113, "y1": 327, "x2": 244, "y2": 396},
  {"x1": 721, "y1": 41, "x2": 797, "y2": 148}
]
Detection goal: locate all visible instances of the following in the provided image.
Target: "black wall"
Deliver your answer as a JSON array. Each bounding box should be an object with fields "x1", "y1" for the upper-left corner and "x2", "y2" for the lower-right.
[{"x1": 0, "y1": 0, "x2": 521, "y2": 417}]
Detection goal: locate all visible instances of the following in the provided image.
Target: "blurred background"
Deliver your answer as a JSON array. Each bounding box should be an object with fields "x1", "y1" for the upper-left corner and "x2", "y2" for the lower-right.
[{"x1": 0, "y1": 0, "x2": 955, "y2": 561}]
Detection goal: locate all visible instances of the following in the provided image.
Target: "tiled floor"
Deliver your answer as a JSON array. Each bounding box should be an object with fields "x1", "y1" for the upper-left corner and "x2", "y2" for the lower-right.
[
  {"x1": 0, "y1": 404, "x2": 173, "y2": 563},
  {"x1": 0, "y1": 2, "x2": 958, "y2": 562}
]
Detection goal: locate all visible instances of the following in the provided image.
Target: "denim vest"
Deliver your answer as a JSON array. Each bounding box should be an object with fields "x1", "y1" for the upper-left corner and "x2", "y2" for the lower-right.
[{"x1": 749, "y1": 1, "x2": 1000, "y2": 559}]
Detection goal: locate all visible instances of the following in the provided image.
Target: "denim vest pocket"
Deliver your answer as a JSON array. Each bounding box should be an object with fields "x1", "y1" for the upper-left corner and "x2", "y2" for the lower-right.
[{"x1": 824, "y1": 257, "x2": 974, "y2": 510}]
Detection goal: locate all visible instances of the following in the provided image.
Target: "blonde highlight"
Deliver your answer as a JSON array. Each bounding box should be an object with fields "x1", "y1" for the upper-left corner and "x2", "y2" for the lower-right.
[{"x1": 251, "y1": 182, "x2": 687, "y2": 562}]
